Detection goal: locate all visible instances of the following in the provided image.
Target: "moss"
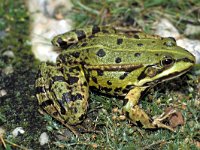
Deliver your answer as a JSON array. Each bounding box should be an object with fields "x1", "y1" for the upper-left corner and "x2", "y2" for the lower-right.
[{"x1": 0, "y1": 1, "x2": 51, "y2": 149}]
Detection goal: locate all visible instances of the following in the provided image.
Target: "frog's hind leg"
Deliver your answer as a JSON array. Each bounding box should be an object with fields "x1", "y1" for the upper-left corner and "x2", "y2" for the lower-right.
[
  {"x1": 35, "y1": 63, "x2": 89, "y2": 135},
  {"x1": 60, "y1": 64, "x2": 89, "y2": 125},
  {"x1": 36, "y1": 63, "x2": 64, "y2": 122}
]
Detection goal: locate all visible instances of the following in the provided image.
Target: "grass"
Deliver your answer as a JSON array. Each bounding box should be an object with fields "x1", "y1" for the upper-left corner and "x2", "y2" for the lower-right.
[
  {"x1": 0, "y1": 0, "x2": 45, "y2": 149},
  {"x1": 0, "y1": 0, "x2": 199, "y2": 149},
  {"x1": 70, "y1": 0, "x2": 200, "y2": 35}
]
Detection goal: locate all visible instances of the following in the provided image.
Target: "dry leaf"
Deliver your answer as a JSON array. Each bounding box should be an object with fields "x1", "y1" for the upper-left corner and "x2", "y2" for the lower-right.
[{"x1": 165, "y1": 107, "x2": 184, "y2": 128}]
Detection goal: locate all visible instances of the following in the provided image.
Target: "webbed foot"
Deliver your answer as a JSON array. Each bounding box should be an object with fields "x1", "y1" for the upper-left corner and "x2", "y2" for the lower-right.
[
  {"x1": 123, "y1": 87, "x2": 177, "y2": 131},
  {"x1": 151, "y1": 109, "x2": 176, "y2": 132}
]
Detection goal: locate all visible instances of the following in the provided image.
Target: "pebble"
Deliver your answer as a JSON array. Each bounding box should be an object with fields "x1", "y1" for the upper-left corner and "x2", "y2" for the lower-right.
[
  {"x1": 39, "y1": 132, "x2": 49, "y2": 145},
  {"x1": 154, "y1": 18, "x2": 200, "y2": 64},
  {"x1": 12, "y1": 127, "x2": 25, "y2": 137}
]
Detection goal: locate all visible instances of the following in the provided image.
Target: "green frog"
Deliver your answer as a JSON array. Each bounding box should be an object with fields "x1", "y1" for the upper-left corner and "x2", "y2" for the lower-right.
[{"x1": 35, "y1": 26, "x2": 195, "y2": 133}]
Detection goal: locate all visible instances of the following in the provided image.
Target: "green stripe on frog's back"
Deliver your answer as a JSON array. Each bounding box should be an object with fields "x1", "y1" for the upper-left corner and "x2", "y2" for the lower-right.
[
  {"x1": 52, "y1": 25, "x2": 117, "y2": 49},
  {"x1": 58, "y1": 33, "x2": 194, "y2": 67}
]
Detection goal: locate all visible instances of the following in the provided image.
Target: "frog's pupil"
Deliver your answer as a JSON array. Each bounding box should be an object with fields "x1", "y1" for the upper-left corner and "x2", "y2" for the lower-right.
[
  {"x1": 165, "y1": 59, "x2": 172, "y2": 64},
  {"x1": 161, "y1": 58, "x2": 173, "y2": 66}
]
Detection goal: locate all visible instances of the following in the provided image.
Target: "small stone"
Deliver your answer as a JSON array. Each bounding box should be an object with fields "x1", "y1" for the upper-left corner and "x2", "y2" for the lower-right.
[
  {"x1": 112, "y1": 107, "x2": 118, "y2": 113},
  {"x1": 3, "y1": 65, "x2": 14, "y2": 75},
  {"x1": 184, "y1": 24, "x2": 200, "y2": 36},
  {"x1": 112, "y1": 115, "x2": 117, "y2": 120},
  {"x1": 91, "y1": 143, "x2": 98, "y2": 148},
  {"x1": 119, "y1": 115, "x2": 126, "y2": 120},
  {"x1": 0, "y1": 89, "x2": 7, "y2": 97},
  {"x1": 39, "y1": 132, "x2": 49, "y2": 145},
  {"x1": 2, "y1": 50, "x2": 15, "y2": 58},
  {"x1": 12, "y1": 127, "x2": 25, "y2": 137},
  {"x1": 154, "y1": 18, "x2": 180, "y2": 38}
]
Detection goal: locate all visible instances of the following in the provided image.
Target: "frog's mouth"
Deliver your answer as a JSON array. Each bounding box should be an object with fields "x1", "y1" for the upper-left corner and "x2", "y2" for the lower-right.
[{"x1": 144, "y1": 66, "x2": 193, "y2": 86}]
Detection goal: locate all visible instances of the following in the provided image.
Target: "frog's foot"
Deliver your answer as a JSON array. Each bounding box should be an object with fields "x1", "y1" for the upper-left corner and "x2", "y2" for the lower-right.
[
  {"x1": 151, "y1": 109, "x2": 176, "y2": 132},
  {"x1": 38, "y1": 108, "x2": 80, "y2": 136},
  {"x1": 123, "y1": 105, "x2": 176, "y2": 132},
  {"x1": 123, "y1": 87, "x2": 177, "y2": 131}
]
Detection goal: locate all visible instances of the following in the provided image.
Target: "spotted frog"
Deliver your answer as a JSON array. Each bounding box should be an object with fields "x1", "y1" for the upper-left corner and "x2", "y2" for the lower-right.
[{"x1": 35, "y1": 26, "x2": 195, "y2": 132}]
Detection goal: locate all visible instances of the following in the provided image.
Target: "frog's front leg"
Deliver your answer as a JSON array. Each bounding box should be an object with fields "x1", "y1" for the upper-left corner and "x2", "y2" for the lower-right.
[
  {"x1": 122, "y1": 87, "x2": 175, "y2": 131},
  {"x1": 36, "y1": 63, "x2": 89, "y2": 134}
]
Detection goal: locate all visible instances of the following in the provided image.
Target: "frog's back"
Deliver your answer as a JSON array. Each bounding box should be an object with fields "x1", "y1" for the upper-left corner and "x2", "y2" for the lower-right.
[{"x1": 58, "y1": 31, "x2": 193, "y2": 67}]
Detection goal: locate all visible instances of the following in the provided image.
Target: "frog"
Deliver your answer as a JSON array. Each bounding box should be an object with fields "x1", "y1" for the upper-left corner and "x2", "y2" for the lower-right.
[{"x1": 35, "y1": 25, "x2": 195, "y2": 134}]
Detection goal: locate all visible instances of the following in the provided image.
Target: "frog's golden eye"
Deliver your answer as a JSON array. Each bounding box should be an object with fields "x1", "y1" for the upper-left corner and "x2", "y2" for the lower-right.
[{"x1": 160, "y1": 56, "x2": 174, "y2": 67}]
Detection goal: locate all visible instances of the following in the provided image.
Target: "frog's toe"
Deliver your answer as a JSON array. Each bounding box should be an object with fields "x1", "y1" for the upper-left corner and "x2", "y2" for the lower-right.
[{"x1": 152, "y1": 109, "x2": 177, "y2": 132}]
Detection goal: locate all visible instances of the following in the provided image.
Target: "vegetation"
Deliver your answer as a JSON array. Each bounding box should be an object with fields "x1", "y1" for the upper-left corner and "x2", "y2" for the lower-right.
[{"x1": 0, "y1": 0, "x2": 199, "y2": 149}]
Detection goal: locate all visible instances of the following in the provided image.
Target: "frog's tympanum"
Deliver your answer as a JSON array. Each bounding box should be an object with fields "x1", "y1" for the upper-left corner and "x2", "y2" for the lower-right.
[{"x1": 35, "y1": 26, "x2": 195, "y2": 132}]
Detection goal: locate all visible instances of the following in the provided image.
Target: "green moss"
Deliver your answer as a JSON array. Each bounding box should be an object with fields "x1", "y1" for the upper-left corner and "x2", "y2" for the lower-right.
[{"x1": 0, "y1": 1, "x2": 49, "y2": 149}]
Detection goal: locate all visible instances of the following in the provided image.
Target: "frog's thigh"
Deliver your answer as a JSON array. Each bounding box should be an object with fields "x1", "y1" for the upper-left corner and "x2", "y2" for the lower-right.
[
  {"x1": 123, "y1": 87, "x2": 156, "y2": 129},
  {"x1": 36, "y1": 63, "x2": 67, "y2": 123},
  {"x1": 37, "y1": 63, "x2": 89, "y2": 125},
  {"x1": 60, "y1": 65, "x2": 89, "y2": 125}
]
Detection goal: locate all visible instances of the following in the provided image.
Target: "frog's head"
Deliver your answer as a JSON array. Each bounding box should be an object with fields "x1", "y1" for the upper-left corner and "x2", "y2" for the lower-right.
[{"x1": 136, "y1": 38, "x2": 195, "y2": 87}]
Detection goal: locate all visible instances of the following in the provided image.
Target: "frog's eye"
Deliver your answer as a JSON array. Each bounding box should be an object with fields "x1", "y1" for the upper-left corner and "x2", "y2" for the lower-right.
[{"x1": 160, "y1": 56, "x2": 174, "y2": 67}]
